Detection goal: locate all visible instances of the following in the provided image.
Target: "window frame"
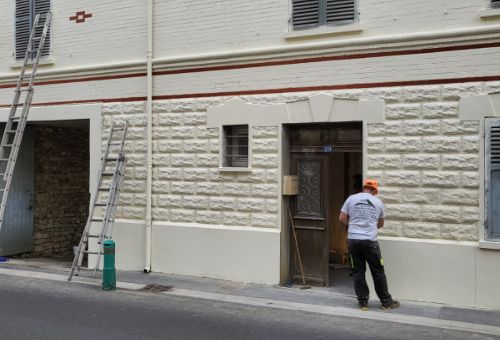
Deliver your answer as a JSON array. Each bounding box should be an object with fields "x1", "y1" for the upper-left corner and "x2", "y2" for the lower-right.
[
  {"x1": 485, "y1": 117, "x2": 500, "y2": 241},
  {"x1": 291, "y1": 0, "x2": 358, "y2": 31},
  {"x1": 219, "y1": 125, "x2": 251, "y2": 171}
]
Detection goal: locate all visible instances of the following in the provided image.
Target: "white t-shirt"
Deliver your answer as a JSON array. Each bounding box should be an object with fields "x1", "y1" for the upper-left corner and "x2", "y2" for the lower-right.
[{"x1": 340, "y1": 192, "x2": 385, "y2": 241}]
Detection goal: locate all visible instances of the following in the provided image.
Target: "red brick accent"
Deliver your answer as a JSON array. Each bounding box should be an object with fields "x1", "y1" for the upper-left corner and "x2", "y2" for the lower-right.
[{"x1": 70, "y1": 11, "x2": 92, "y2": 23}]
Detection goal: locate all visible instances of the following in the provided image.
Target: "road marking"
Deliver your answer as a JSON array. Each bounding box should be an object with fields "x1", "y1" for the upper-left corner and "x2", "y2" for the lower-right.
[
  {"x1": 168, "y1": 288, "x2": 500, "y2": 337},
  {"x1": 0, "y1": 267, "x2": 145, "y2": 290}
]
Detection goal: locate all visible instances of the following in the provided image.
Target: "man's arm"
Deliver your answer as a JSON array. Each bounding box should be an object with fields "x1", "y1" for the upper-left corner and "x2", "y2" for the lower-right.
[
  {"x1": 339, "y1": 212, "x2": 349, "y2": 227},
  {"x1": 377, "y1": 218, "x2": 384, "y2": 229}
]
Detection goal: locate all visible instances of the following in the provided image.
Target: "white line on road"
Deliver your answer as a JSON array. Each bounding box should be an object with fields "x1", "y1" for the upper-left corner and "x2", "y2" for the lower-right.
[{"x1": 168, "y1": 288, "x2": 500, "y2": 337}]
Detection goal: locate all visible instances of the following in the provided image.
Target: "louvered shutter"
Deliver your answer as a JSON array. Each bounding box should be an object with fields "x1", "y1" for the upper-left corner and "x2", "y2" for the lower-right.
[
  {"x1": 15, "y1": 0, "x2": 31, "y2": 60},
  {"x1": 292, "y1": 0, "x2": 321, "y2": 29},
  {"x1": 15, "y1": 0, "x2": 50, "y2": 60},
  {"x1": 325, "y1": 0, "x2": 356, "y2": 25},
  {"x1": 33, "y1": 0, "x2": 50, "y2": 57},
  {"x1": 486, "y1": 118, "x2": 500, "y2": 240},
  {"x1": 493, "y1": 0, "x2": 500, "y2": 9}
]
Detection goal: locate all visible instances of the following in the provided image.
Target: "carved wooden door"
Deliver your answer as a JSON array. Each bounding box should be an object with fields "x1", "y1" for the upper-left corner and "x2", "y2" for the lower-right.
[{"x1": 290, "y1": 153, "x2": 330, "y2": 286}]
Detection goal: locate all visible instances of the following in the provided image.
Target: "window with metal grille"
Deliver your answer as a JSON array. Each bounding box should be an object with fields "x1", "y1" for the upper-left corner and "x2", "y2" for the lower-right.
[
  {"x1": 15, "y1": 0, "x2": 51, "y2": 60},
  {"x1": 492, "y1": 0, "x2": 500, "y2": 8},
  {"x1": 485, "y1": 118, "x2": 500, "y2": 240},
  {"x1": 222, "y1": 125, "x2": 249, "y2": 168},
  {"x1": 292, "y1": 0, "x2": 357, "y2": 30}
]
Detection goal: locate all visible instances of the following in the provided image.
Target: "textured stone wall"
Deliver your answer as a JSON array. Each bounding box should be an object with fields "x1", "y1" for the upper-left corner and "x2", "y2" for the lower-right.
[
  {"x1": 33, "y1": 126, "x2": 89, "y2": 257},
  {"x1": 103, "y1": 81, "x2": 489, "y2": 239},
  {"x1": 103, "y1": 100, "x2": 280, "y2": 228}
]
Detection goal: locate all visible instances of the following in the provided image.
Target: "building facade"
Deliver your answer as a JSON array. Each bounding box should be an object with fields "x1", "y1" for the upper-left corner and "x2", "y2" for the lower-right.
[{"x1": 1, "y1": 0, "x2": 500, "y2": 309}]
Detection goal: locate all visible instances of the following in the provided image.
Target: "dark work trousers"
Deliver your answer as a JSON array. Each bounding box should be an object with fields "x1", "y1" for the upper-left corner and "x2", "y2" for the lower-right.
[{"x1": 347, "y1": 239, "x2": 392, "y2": 305}]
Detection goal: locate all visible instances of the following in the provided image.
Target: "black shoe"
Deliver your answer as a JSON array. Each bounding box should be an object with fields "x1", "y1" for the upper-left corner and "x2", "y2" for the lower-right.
[
  {"x1": 358, "y1": 300, "x2": 368, "y2": 311},
  {"x1": 381, "y1": 300, "x2": 400, "y2": 310}
]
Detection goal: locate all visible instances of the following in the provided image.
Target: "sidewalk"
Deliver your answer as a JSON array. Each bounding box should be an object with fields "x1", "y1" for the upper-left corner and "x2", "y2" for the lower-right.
[{"x1": 1, "y1": 258, "x2": 500, "y2": 337}]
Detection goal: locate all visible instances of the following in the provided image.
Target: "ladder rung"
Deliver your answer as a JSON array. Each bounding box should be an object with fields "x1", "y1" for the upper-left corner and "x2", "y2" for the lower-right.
[
  {"x1": 13, "y1": 103, "x2": 24, "y2": 106},
  {"x1": 109, "y1": 142, "x2": 123, "y2": 145},
  {"x1": 90, "y1": 218, "x2": 104, "y2": 222},
  {"x1": 105, "y1": 157, "x2": 118, "y2": 161},
  {"x1": 85, "y1": 234, "x2": 100, "y2": 238},
  {"x1": 101, "y1": 172, "x2": 114, "y2": 176},
  {"x1": 2, "y1": 145, "x2": 13, "y2": 148},
  {"x1": 0, "y1": 158, "x2": 10, "y2": 162},
  {"x1": 94, "y1": 202, "x2": 108, "y2": 207},
  {"x1": 5, "y1": 130, "x2": 17, "y2": 134},
  {"x1": 98, "y1": 187, "x2": 111, "y2": 191},
  {"x1": 82, "y1": 250, "x2": 101, "y2": 255}
]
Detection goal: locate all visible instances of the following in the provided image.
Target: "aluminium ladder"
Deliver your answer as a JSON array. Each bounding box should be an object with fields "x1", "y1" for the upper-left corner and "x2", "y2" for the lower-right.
[
  {"x1": 68, "y1": 122, "x2": 128, "y2": 281},
  {"x1": 0, "y1": 12, "x2": 52, "y2": 231}
]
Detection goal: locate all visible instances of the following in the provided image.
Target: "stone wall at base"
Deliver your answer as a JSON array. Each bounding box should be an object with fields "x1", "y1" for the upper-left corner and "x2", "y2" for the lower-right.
[{"x1": 32, "y1": 125, "x2": 89, "y2": 258}]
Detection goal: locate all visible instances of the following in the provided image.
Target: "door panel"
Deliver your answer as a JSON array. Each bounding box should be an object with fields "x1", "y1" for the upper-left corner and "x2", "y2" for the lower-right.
[
  {"x1": 290, "y1": 153, "x2": 329, "y2": 286},
  {"x1": 0, "y1": 126, "x2": 34, "y2": 255}
]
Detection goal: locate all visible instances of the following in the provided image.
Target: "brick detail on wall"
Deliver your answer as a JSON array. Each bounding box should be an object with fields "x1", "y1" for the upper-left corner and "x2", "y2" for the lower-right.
[{"x1": 32, "y1": 126, "x2": 89, "y2": 258}]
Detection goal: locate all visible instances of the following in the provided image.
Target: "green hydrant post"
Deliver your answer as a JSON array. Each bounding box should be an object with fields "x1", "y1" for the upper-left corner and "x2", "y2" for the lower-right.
[{"x1": 102, "y1": 240, "x2": 116, "y2": 290}]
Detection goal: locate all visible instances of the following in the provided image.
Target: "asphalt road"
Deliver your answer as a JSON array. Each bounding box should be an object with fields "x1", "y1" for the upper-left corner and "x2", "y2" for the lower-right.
[{"x1": 0, "y1": 274, "x2": 495, "y2": 340}]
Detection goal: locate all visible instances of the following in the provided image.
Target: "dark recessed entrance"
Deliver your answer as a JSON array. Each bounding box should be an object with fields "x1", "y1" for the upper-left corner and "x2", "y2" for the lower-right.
[{"x1": 287, "y1": 122, "x2": 362, "y2": 288}]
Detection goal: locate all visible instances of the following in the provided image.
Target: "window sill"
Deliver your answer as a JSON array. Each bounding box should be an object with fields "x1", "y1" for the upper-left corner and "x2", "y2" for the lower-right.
[
  {"x1": 219, "y1": 167, "x2": 252, "y2": 173},
  {"x1": 478, "y1": 240, "x2": 500, "y2": 250},
  {"x1": 480, "y1": 8, "x2": 500, "y2": 19},
  {"x1": 284, "y1": 24, "x2": 363, "y2": 40},
  {"x1": 10, "y1": 57, "x2": 55, "y2": 69}
]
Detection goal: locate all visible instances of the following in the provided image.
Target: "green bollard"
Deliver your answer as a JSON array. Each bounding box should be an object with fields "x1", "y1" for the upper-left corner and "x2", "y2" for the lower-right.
[{"x1": 102, "y1": 240, "x2": 116, "y2": 290}]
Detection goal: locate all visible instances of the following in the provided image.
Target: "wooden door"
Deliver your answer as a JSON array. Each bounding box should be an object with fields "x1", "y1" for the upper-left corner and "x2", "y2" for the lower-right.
[{"x1": 290, "y1": 152, "x2": 330, "y2": 286}]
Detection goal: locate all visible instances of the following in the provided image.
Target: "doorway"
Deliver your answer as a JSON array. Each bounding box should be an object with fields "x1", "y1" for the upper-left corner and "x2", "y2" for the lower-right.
[{"x1": 288, "y1": 122, "x2": 362, "y2": 288}]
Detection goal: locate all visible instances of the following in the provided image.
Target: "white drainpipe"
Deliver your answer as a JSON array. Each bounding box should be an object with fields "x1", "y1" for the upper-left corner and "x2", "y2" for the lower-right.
[{"x1": 144, "y1": 0, "x2": 153, "y2": 273}]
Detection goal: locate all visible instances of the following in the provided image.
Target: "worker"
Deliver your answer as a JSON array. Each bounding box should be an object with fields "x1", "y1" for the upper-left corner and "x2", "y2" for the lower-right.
[{"x1": 339, "y1": 178, "x2": 400, "y2": 311}]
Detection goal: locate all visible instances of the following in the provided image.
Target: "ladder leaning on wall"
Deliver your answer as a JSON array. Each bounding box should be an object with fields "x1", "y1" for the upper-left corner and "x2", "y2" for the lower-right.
[
  {"x1": 0, "y1": 12, "x2": 52, "y2": 231},
  {"x1": 68, "y1": 122, "x2": 128, "y2": 281}
]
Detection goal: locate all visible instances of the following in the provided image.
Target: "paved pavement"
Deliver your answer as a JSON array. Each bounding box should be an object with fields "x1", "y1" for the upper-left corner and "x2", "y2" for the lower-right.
[{"x1": 0, "y1": 258, "x2": 499, "y2": 339}]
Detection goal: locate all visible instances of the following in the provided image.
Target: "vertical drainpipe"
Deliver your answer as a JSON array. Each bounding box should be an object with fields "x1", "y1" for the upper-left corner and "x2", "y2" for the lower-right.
[{"x1": 144, "y1": 0, "x2": 153, "y2": 273}]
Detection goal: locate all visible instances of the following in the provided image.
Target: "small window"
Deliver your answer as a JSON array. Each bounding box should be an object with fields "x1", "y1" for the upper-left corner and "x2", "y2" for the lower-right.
[
  {"x1": 15, "y1": 0, "x2": 51, "y2": 60},
  {"x1": 493, "y1": 0, "x2": 500, "y2": 9},
  {"x1": 222, "y1": 125, "x2": 249, "y2": 168},
  {"x1": 292, "y1": 0, "x2": 357, "y2": 30}
]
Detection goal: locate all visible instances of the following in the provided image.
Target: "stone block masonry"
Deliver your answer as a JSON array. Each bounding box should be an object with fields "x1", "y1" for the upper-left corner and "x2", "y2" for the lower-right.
[
  {"x1": 102, "y1": 81, "x2": 489, "y2": 239},
  {"x1": 103, "y1": 100, "x2": 280, "y2": 229},
  {"x1": 33, "y1": 126, "x2": 89, "y2": 258}
]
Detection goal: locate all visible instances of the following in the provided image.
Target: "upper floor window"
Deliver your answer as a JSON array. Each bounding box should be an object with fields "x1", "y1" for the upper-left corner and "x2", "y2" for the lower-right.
[
  {"x1": 291, "y1": 0, "x2": 357, "y2": 30},
  {"x1": 15, "y1": 0, "x2": 51, "y2": 60},
  {"x1": 492, "y1": 0, "x2": 500, "y2": 8}
]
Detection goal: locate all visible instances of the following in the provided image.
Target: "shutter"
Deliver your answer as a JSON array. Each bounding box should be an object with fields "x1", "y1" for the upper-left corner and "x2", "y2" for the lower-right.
[
  {"x1": 15, "y1": 0, "x2": 31, "y2": 60},
  {"x1": 33, "y1": 0, "x2": 50, "y2": 57},
  {"x1": 493, "y1": 0, "x2": 500, "y2": 9},
  {"x1": 292, "y1": 0, "x2": 321, "y2": 29},
  {"x1": 486, "y1": 118, "x2": 500, "y2": 240},
  {"x1": 15, "y1": 0, "x2": 50, "y2": 60},
  {"x1": 325, "y1": 0, "x2": 356, "y2": 25}
]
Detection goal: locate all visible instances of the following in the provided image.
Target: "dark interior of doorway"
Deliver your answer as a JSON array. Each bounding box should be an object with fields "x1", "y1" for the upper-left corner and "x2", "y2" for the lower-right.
[
  {"x1": 29, "y1": 120, "x2": 90, "y2": 259},
  {"x1": 328, "y1": 152, "x2": 362, "y2": 293}
]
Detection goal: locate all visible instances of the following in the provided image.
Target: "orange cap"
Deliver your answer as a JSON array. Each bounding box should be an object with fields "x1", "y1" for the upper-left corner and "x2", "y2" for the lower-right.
[{"x1": 363, "y1": 179, "x2": 379, "y2": 194}]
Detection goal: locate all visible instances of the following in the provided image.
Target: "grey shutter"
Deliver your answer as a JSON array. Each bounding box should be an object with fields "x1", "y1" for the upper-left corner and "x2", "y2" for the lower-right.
[
  {"x1": 15, "y1": 0, "x2": 50, "y2": 60},
  {"x1": 15, "y1": 0, "x2": 31, "y2": 59},
  {"x1": 33, "y1": 0, "x2": 50, "y2": 57},
  {"x1": 493, "y1": 0, "x2": 500, "y2": 9},
  {"x1": 325, "y1": 0, "x2": 356, "y2": 25},
  {"x1": 486, "y1": 118, "x2": 500, "y2": 240},
  {"x1": 292, "y1": 0, "x2": 321, "y2": 29}
]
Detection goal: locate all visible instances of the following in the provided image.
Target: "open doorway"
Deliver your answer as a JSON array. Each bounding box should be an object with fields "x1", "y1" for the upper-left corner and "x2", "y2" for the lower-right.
[
  {"x1": 287, "y1": 122, "x2": 362, "y2": 290},
  {"x1": 0, "y1": 120, "x2": 90, "y2": 259}
]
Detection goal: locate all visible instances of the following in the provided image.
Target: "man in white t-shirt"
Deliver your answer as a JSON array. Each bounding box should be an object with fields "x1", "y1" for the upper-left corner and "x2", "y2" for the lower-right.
[{"x1": 339, "y1": 179, "x2": 399, "y2": 311}]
